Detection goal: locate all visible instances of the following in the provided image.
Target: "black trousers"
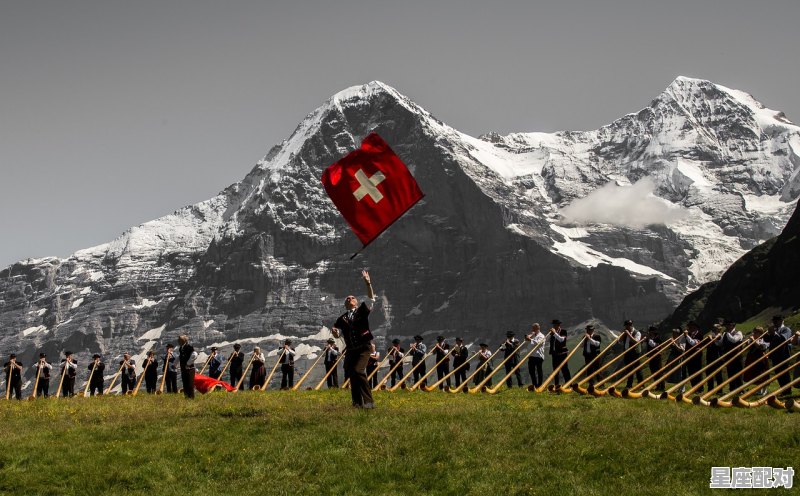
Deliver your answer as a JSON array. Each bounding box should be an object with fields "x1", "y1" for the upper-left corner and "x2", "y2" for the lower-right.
[
  {"x1": 36, "y1": 379, "x2": 50, "y2": 398},
  {"x1": 624, "y1": 352, "x2": 643, "y2": 388},
  {"x1": 686, "y1": 358, "x2": 704, "y2": 388},
  {"x1": 436, "y1": 361, "x2": 451, "y2": 389},
  {"x1": 280, "y1": 364, "x2": 294, "y2": 389},
  {"x1": 7, "y1": 381, "x2": 22, "y2": 400},
  {"x1": 528, "y1": 357, "x2": 544, "y2": 388},
  {"x1": 230, "y1": 370, "x2": 243, "y2": 390},
  {"x1": 771, "y1": 356, "x2": 792, "y2": 389},
  {"x1": 89, "y1": 382, "x2": 104, "y2": 396},
  {"x1": 412, "y1": 361, "x2": 427, "y2": 386},
  {"x1": 166, "y1": 372, "x2": 178, "y2": 393},
  {"x1": 121, "y1": 375, "x2": 136, "y2": 394},
  {"x1": 325, "y1": 362, "x2": 339, "y2": 388},
  {"x1": 476, "y1": 363, "x2": 493, "y2": 387},
  {"x1": 344, "y1": 346, "x2": 373, "y2": 406},
  {"x1": 552, "y1": 354, "x2": 571, "y2": 386},
  {"x1": 181, "y1": 366, "x2": 195, "y2": 399},
  {"x1": 726, "y1": 358, "x2": 743, "y2": 391},
  {"x1": 62, "y1": 377, "x2": 75, "y2": 397},
  {"x1": 145, "y1": 377, "x2": 157, "y2": 394},
  {"x1": 389, "y1": 362, "x2": 403, "y2": 387},
  {"x1": 366, "y1": 363, "x2": 378, "y2": 388},
  {"x1": 504, "y1": 360, "x2": 523, "y2": 388},
  {"x1": 453, "y1": 361, "x2": 468, "y2": 388},
  {"x1": 584, "y1": 355, "x2": 601, "y2": 386}
]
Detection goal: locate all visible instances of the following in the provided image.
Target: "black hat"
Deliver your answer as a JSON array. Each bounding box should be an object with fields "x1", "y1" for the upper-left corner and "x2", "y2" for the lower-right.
[
  {"x1": 211, "y1": 346, "x2": 218, "y2": 351},
  {"x1": 391, "y1": 338, "x2": 401, "y2": 345},
  {"x1": 585, "y1": 324, "x2": 595, "y2": 331},
  {"x1": 233, "y1": 343, "x2": 241, "y2": 350},
  {"x1": 414, "y1": 335, "x2": 423, "y2": 341},
  {"x1": 479, "y1": 343, "x2": 488, "y2": 347},
  {"x1": 9, "y1": 353, "x2": 16, "y2": 359},
  {"x1": 65, "y1": 351, "x2": 73, "y2": 356},
  {"x1": 39, "y1": 352, "x2": 47, "y2": 358},
  {"x1": 723, "y1": 318, "x2": 736, "y2": 325},
  {"x1": 455, "y1": 337, "x2": 463, "y2": 342},
  {"x1": 552, "y1": 319, "x2": 562, "y2": 325},
  {"x1": 772, "y1": 315, "x2": 784, "y2": 322},
  {"x1": 506, "y1": 331, "x2": 515, "y2": 337},
  {"x1": 624, "y1": 320, "x2": 633, "y2": 326},
  {"x1": 284, "y1": 339, "x2": 292, "y2": 345},
  {"x1": 166, "y1": 344, "x2": 174, "y2": 349},
  {"x1": 92, "y1": 354, "x2": 101, "y2": 359},
  {"x1": 327, "y1": 338, "x2": 336, "y2": 344},
  {"x1": 687, "y1": 321, "x2": 698, "y2": 328},
  {"x1": 648, "y1": 325, "x2": 658, "y2": 332},
  {"x1": 436, "y1": 335, "x2": 445, "y2": 342}
]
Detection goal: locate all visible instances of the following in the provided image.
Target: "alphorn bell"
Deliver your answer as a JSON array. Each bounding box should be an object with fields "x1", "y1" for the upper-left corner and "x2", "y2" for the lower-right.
[
  {"x1": 449, "y1": 345, "x2": 504, "y2": 394},
  {"x1": 486, "y1": 334, "x2": 551, "y2": 395},
  {"x1": 389, "y1": 347, "x2": 437, "y2": 392},
  {"x1": 235, "y1": 351, "x2": 258, "y2": 391},
  {"x1": 293, "y1": 349, "x2": 327, "y2": 391},
  {"x1": 469, "y1": 341, "x2": 530, "y2": 394},
  {"x1": 28, "y1": 362, "x2": 43, "y2": 401},
  {"x1": 712, "y1": 350, "x2": 800, "y2": 408},
  {"x1": 104, "y1": 360, "x2": 127, "y2": 395},
  {"x1": 423, "y1": 350, "x2": 479, "y2": 392},
  {"x1": 314, "y1": 348, "x2": 346, "y2": 391},
  {"x1": 693, "y1": 336, "x2": 792, "y2": 406},
  {"x1": 535, "y1": 335, "x2": 587, "y2": 393},
  {"x1": 659, "y1": 336, "x2": 749, "y2": 401},
  {"x1": 750, "y1": 372, "x2": 800, "y2": 410},
  {"x1": 674, "y1": 338, "x2": 757, "y2": 404},
  {"x1": 623, "y1": 336, "x2": 713, "y2": 399},
  {"x1": 560, "y1": 331, "x2": 624, "y2": 393},
  {"x1": 258, "y1": 349, "x2": 286, "y2": 392},
  {"x1": 408, "y1": 348, "x2": 454, "y2": 392},
  {"x1": 79, "y1": 360, "x2": 99, "y2": 398},
  {"x1": 589, "y1": 338, "x2": 672, "y2": 397},
  {"x1": 130, "y1": 358, "x2": 153, "y2": 396},
  {"x1": 372, "y1": 350, "x2": 408, "y2": 391}
]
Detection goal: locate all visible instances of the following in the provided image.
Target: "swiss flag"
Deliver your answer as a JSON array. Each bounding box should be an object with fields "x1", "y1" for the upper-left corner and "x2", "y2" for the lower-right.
[
  {"x1": 193, "y1": 374, "x2": 236, "y2": 394},
  {"x1": 321, "y1": 133, "x2": 424, "y2": 246}
]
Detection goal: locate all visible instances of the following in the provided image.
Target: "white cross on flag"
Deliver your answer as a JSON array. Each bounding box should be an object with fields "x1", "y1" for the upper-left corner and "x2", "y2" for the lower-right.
[{"x1": 321, "y1": 133, "x2": 424, "y2": 246}]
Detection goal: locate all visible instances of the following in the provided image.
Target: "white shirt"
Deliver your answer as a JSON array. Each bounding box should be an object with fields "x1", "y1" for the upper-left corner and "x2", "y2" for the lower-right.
[{"x1": 529, "y1": 332, "x2": 546, "y2": 359}]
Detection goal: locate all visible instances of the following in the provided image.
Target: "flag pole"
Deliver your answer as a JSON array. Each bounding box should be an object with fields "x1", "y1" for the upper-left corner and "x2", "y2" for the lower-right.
[{"x1": 349, "y1": 246, "x2": 366, "y2": 260}]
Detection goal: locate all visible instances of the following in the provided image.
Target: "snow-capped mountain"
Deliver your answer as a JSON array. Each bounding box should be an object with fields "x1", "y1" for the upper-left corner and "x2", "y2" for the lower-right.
[{"x1": 2, "y1": 77, "x2": 798, "y2": 387}]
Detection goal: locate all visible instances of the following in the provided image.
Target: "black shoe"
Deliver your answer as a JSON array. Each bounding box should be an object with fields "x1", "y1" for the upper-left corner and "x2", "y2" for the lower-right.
[{"x1": 362, "y1": 403, "x2": 375, "y2": 409}]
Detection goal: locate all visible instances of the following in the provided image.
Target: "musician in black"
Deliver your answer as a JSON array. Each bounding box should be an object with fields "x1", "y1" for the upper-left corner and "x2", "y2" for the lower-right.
[
  {"x1": 644, "y1": 326, "x2": 663, "y2": 387},
  {"x1": 366, "y1": 343, "x2": 380, "y2": 389},
  {"x1": 164, "y1": 344, "x2": 178, "y2": 393},
  {"x1": 549, "y1": 320, "x2": 571, "y2": 386},
  {"x1": 451, "y1": 337, "x2": 469, "y2": 388},
  {"x1": 387, "y1": 339, "x2": 405, "y2": 388},
  {"x1": 331, "y1": 270, "x2": 377, "y2": 408},
  {"x1": 143, "y1": 351, "x2": 158, "y2": 394},
  {"x1": 684, "y1": 321, "x2": 705, "y2": 389},
  {"x1": 3, "y1": 354, "x2": 23, "y2": 400},
  {"x1": 178, "y1": 335, "x2": 197, "y2": 399},
  {"x1": 433, "y1": 336, "x2": 451, "y2": 390},
  {"x1": 501, "y1": 331, "x2": 523, "y2": 388},
  {"x1": 583, "y1": 325, "x2": 602, "y2": 386},
  {"x1": 61, "y1": 351, "x2": 78, "y2": 397},
  {"x1": 476, "y1": 343, "x2": 493, "y2": 386},
  {"x1": 120, "y1": 353, "x2": 137, "y2": 395},
  {"x1": 208, "y1": 347, "x2": 224, "y2": 380},
  {"x1": 767, "y1": 315, "x2": 794, "y2": 390},
  {"x1": 410, "y1": 335, "x2": 427, "y2": 387},
  {"x1": 33, "y1": 353, "x2": 52, "y2": 398},
  {"x1": 622, "y1": 320, "x2": 643, "y2": 389},
  {"x1": 229, "y1": 343, "x2": 244, "y2": 389},
  {"x1": 323, "y1": 339, "x2": 340, "y2": 389},
  {"x1": 279, "y1": 339, "x2": 296, "y2": 389},
  {"x1": 87, "y1": 354, "x2": 105, "y2": 396}
]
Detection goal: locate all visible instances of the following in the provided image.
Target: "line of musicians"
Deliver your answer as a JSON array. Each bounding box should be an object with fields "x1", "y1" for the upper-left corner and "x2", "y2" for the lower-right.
[{"x1": 5, "y1": 316, "x2": 799, "y2": 399}]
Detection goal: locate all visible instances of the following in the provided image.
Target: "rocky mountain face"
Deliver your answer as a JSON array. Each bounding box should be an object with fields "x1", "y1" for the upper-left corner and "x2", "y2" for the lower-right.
[
  {"x1": 2, "y1": 77, "x2": 799, "y2": 389},
  {"x1": 662, "y1": 199, "x2": 800, "y2": 330}
]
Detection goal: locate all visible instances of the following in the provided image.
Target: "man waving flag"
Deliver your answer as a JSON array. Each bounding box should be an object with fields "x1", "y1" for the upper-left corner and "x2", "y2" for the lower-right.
[{"x1": 321, "y1": 133, "x2": 424, "y2": 248}]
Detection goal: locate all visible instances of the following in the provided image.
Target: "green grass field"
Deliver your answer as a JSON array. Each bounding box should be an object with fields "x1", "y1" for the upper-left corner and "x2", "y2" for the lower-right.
[{"x1": 0, "y1": 388, "x2": 797, "y2": 496}]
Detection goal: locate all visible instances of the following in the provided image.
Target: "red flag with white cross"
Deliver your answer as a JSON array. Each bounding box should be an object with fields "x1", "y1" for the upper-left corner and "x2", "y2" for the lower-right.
[{"x1": 321, "y1": 133, "x2": 424, "y2": 247}]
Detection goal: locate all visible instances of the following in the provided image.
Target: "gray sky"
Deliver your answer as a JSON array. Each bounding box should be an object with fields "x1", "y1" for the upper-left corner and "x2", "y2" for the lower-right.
[{"x1": 2, "y1": 0, "x2": 799, "y2": 268}]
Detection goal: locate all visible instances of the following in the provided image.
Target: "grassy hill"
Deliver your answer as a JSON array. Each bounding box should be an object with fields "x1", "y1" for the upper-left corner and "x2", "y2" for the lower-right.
[{"x1": 1, "y1": 388, "x2": 797, "y2": 496}]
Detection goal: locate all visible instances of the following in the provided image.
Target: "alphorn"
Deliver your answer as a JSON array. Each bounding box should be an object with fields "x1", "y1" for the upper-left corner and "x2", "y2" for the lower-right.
[
  {"x1": 486, "y1": 334, "x2": 551, "y2": 395},
  {"x1": 216, "y1": 351, "x2": 237, "y2": 385},
  {"x1": 693, "y1": 336, "x2": 792, "y2": 406},
  {"x1": 366, "y1": 351, "x2": 393, "y2": 382},
  {"x1": 746, "y1": 371, "x2": 800, "y2": 410},
  {"x1": 293, "y1": 349, "x2": 327, "y2": 391},
  {"x1": 131, "y1": 358, "x2": 153, "y2": 396},
  {"x1": 536, "y1": 336, "x2": 587, "y2": 393},
  {"x1": 469, "y1": 341, "x2": 529, "y2": 394},
  {"x1": 674, "y1": 338, "x2": 758, "y2": 404},
  {"x1": 157, "y1": 352, "x2": 174, "y2": 395},
  {"x1": 4, "y1": 362, "x2": 11, "y2": 400},
  {"x1": 408, "y1": 348, "x2": 454, "y2": 392},
  {"x1": 235, "y1": 352, "x2": 258, "y2": 391},
  {"x1": 197, "y1": 352, "x2": 214, "y2": 376},
  {"x1": 55, "y1": 360, "x2": 69, "y2": 399},
  {"x1": 28, "y1": 363, "x2": 43, "y2": 401},
  {"x1": 449, "y1": 345, "x2": 504, "y2": 394},
  {"x1": 314, "y1": 348, "x2": 346, "y2": 391},
  {"x1": 712, "y1": 352, "x2": 800, "y2": 408},
  {"x1": 423, "y1": 350, "x2": 479, "y2": 392},
  {"x1": 659, "y1": 337, "x2": 750, "y2": 401},
  {"x1": 573, "y1": 333, "x2": 650, "y2": 394},
  {"x1": 258, "y1": 349, "x2": 286, "y2": 392},
  {"x1": 373, "y1": 350, "x2": 409, "y2": 391},
  {"x1": 623, "y1": 337, "x2": 714, "y2": 399},
  {"x1": 559, "y1": 332, "x2": 623, "y2": 393},
  {"x1": 389, "y1": 348, "x2": 437, "y2": 392},
  {"x1": 79, "y1": 360, "x2": 99, "y2": 398},
  {"x1": 104, "y1": 360, "x2": 127, "y2": 395},
  {"x1": 590, "y1": 338, "x2": 673, "y2": 397}
]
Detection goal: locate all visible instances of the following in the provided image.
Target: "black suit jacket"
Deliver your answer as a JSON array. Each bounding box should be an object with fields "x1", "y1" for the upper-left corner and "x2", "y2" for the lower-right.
[
  {"x1": 334, "y1": 302, "x2": 373, "y2": 350},
  {"x1": 583, "y1": 334, "x2": 601, "y2": 359}
]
